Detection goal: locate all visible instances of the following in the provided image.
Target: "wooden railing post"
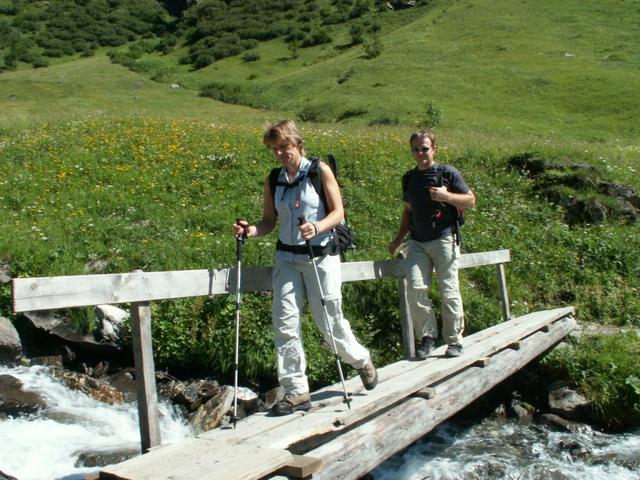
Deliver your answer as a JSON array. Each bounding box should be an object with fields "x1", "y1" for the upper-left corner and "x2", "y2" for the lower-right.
[
  {"x1": 131, "y1": 299, "x2": 161, "y2": 453},
  {"x1": 496, "y1": 263, "x2": 511, "y2": 321},
  {"x1": 399, "y1": 276, "x2": 415, "y2": 360}
]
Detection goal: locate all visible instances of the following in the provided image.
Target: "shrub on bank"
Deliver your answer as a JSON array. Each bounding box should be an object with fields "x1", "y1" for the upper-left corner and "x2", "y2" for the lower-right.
[{"x1": 543, "y1": 333, "x2": 640, "y2": 429}]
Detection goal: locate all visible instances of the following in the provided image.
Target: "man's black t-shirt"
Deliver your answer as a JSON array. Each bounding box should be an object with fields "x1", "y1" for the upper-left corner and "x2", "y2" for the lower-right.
[{"x1": 402, "y1": 163, "x2": 470, "y2": 242}]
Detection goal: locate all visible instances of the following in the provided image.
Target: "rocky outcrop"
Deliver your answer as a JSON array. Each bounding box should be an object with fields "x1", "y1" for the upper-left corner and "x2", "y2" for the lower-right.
[
  {"x1": 156, "y1": 376, "x2": 261, "y2": 432},
  {"x1": 19, "y1": 309, "x2": 125, "y2": 361},
  {"x1": 0, "y1": 317, "x2": 21, "y2": 361},
  {"x1": 507, "y1": 152, "x2": 639, "y2": 225},
  {"x1": 0, "y1": 257, "x2": 10, "y2": 283}
]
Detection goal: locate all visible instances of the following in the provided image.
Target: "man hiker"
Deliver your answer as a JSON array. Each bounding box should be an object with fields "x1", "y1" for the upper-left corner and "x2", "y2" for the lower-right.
[{"x1": 388, "y1": 130, "x2": 476, "y2": 359}]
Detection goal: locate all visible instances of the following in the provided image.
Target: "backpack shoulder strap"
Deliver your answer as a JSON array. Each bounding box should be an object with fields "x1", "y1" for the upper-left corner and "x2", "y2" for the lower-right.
[
  {"x1": 308, "y1": 157, "x2": 328, "y2": 212},
  {"x1": 268, "y1": 167, "x2": 281, "y2": 208},
  {"x1": 435, "y1": 163, "x2": 447, "y2": 187}
]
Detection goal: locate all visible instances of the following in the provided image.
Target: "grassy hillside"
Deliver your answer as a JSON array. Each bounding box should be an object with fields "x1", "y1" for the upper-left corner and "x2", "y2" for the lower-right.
[
  {"x1": 124, "y1": 0, "x2": 639, "y2": 149},
  {"x1": 0, "y1": 55, "x2": 278, "y2": 129},
  {"x1": 0, "y1": 0, "x2": 639, "y2": 427}
]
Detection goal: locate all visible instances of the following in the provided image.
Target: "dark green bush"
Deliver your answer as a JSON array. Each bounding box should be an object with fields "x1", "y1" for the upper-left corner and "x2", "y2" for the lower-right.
[
  {"x1": 369, "y1": 116, "x2": 399, "y2": 126},
  {"x1": 241, "y1": 51, "x2": 260, "y2": 63},
  {"x1": 300, "y1": 29, "x2": 332, "y2": 47},
  {"x1": 297, "y1": 103, "x2": 335, "y2": 123}
]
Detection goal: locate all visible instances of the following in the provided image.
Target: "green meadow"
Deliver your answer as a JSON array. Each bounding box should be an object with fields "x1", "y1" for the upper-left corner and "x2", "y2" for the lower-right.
[{"x1": 1, "y1": 0, "x2": 639, "y2": 427}]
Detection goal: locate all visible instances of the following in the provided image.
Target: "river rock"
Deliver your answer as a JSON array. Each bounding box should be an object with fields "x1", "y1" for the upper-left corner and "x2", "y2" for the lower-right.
[
  {"x1": 95, "y1": 305, "x2": 129, "y2": 344},
  {"x1": 52, "y1": 368, "x2": 125, "y2": 405},
  {"x1": 540, "y1": 413, "x2": 592, "y2": 434},
  {"x1": 108, "y1": 368, "x2": 137, "y2": 402},
  {"x1": 511, "y1": 400, "x2": 535, "y2": 425},
  {"x1": 492, "y1": 403, "x2": 508, "y2": 420},
  {"x1": 159, "y1": 377, "x2": 221, "y2": 411},
  {"x1": 0, "y1": 374, "x2": 46, "y2": 416},
  {"x1": 75, "y1": 446, "x2": 139, "y2": 468},
  {"x1": 0, "y1": 317, "x2": 22, "y2": 361},
  {"x1": 236, "y1": 386, "x2": 261, "y2": 415},
  {"x1": 190, "y1": 385, "x2": 234, "y2": 432},
  {"x1": 263, "y1": 385, "x2": 285, "y2": 410},
  {"x1": 548, "y1": 385, "x2": 590, "y2": 420}
]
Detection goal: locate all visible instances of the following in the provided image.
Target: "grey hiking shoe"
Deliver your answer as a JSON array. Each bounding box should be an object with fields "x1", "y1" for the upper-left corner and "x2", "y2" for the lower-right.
[
  {"x1": 272, "y1": 392, "x2": 312, "y2": 416},
  {"x1": 446, "y1": 343, "x2": 463, "y2": 357},
  {"x1": 416, "y1": 336, "x2": 436, "y2": 360},
  {"x1": 358, "y1": 358, "x2": 378, "y2": 390}
]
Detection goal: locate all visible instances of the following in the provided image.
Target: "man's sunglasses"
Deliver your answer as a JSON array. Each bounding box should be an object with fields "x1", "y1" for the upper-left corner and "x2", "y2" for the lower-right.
[{"x1": 412, "y1": 146, "x2": 431, "y2": 154}]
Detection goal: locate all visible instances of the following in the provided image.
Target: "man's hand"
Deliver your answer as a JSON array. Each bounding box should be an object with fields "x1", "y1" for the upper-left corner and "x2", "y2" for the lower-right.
[{"x1": 429, "y1": 185, "x2": 450, "y2": 203}]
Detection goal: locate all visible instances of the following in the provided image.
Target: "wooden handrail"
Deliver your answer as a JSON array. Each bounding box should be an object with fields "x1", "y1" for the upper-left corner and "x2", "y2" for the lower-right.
[
  {"x1": 11, "y1": 248, "x2": 511, "y2": 453},
  {"x1": 12, "y1": 250, "x2": 510, "y2": 313}
]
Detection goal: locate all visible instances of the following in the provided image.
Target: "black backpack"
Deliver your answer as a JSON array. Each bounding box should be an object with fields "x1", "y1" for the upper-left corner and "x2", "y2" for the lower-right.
[{"x1": 269, "y1": 154, "x2": 355, "y2": 258}]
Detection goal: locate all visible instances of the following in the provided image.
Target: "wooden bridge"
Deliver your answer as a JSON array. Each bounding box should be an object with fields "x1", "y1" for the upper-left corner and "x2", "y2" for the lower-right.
[{"x1": 12, "y1": 249, "x2": 576, "y2": 479}]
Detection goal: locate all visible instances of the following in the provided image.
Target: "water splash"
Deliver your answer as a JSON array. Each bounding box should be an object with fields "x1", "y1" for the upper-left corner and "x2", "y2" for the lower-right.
[
  {"x1": 371, "y1": 418, "x2": 640, "y2": 480},
  {"x1": 0, "y1": 365, "x2": 192, "y2": 480}
]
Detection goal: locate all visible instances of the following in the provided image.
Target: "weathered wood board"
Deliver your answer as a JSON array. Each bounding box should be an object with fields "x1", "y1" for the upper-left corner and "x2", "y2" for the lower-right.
[
  {"x1": 100, "y1": 307, "x2": 574, "y2": 480},
  {"x1": 13, "y1": 251, "x2": 510, "y2": 312}
]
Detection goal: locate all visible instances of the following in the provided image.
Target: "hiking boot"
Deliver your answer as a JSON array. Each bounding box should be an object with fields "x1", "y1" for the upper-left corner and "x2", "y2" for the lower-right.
[
  {"x1": 416, "y1": 336, "x2": 436, "y2": 360},
  {"x1": 358, "y1": 358, "x2": 378, "y2": 390},
  {"x1": 446, "y1": 343, "x2": 463, "y2": 357},
  {"x1": 271, "y1": 392, "x2": 312, "y2": 416}
]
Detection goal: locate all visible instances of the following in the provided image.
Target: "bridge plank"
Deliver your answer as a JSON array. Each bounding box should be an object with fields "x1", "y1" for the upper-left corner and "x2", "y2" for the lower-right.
[
  {"x1": 101, "y1": 308, "x2": 574, "y2": 480},
  {"x1": 12, "y1": 250, "x2": 510, "y2": 312},
  {"x1": 307, "y1": 316, "x2": 577, "y2": 480},
  {"x1": 99, "y1": 442, "x2": 294, "y2": 480},
  {"x1": 200, "y1": 308, "x2": 574, "y2": 447},
  {"x1": 119, "y1": 307, "x2": 571, "y2": 453},
  {"x1": 239, "y1": 308, "x2": 575, "y2": 450},
  {"x1": 100, "y1": 307, "x2": 574, "y2": 480}
]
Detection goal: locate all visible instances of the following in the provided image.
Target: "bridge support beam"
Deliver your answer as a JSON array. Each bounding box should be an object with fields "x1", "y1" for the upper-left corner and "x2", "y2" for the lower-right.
[
  {"x1": 304, "y1": 315, "x2": 576, "y2": 480},
  {"x1": 131, "y1": 300, "x2": 161, "y2": 453}
]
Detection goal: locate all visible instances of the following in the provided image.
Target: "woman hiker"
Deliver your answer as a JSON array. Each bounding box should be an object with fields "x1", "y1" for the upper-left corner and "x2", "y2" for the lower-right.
[{"x1": 233, "y1": 119, "x2": 378, "y2": 416}]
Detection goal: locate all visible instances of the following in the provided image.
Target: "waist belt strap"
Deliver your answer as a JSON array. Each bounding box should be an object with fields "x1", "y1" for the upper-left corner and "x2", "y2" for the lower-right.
[{"x1": 276, "y1": 239, "x2": 336, "y2": 257}]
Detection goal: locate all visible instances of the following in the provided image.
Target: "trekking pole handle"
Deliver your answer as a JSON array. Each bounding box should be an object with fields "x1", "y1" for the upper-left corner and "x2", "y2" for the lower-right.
[
  {"x1": 235, "y1": 218, "x2": 246, "y2": 260},
  {"x1": 298, "y1": 216, "x2": 315, "y2": 259},
  {"x1": 235, "y1": 218, "x2": 247, "y2": 240}
]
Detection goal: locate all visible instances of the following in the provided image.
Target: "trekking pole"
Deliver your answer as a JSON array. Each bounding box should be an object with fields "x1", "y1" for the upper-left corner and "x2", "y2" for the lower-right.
[
  {"x1": 232, "y1": 218, "x2": 246, "y2": 428},
  {"x1": 298, "y1": 216, "x2": 351, "y2": 410}
]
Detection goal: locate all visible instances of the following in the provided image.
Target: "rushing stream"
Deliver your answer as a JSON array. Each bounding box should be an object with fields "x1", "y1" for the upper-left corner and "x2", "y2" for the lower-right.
[
  {"x1": 0, "y1": 365, "x2": 192, "y2": 480},
  {"x1": 2, "y1": 365, "x2": 639, "y2": 480},
  {"x1": 371, "y1": 417, "x2": 640, "y2": 480}
]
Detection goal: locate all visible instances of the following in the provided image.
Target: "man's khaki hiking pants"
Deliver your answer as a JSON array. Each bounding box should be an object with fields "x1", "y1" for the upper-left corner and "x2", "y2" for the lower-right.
[
  {"x1": 405, "y1": 235, "x2": 465, "y2": 345},
  {"x1": 272, "y1": 253, "x2": 370, "y2": 396}
]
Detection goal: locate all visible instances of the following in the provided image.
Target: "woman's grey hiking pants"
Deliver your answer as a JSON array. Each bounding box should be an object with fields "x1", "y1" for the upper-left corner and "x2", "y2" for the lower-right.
[
  {"x1": 272, "y1": 253, "x2": 370, "y2": 396},
  {"x1": 405, "y1": 235, "x2": 465, "y2": 345}
]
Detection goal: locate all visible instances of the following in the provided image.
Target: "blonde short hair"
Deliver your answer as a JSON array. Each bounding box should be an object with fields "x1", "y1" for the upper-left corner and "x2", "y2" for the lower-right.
[{"x1": 263, "y1": 119, "x2": 305, "y2": 154}]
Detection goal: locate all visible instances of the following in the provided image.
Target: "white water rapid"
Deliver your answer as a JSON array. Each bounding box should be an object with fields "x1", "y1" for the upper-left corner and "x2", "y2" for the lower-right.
[
  {"x1": 0, "y1": 365, "x2": 192, "y2": 480},
  {"x1": 371, "y1": 418, "x2": 640, "y2": 480}
]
